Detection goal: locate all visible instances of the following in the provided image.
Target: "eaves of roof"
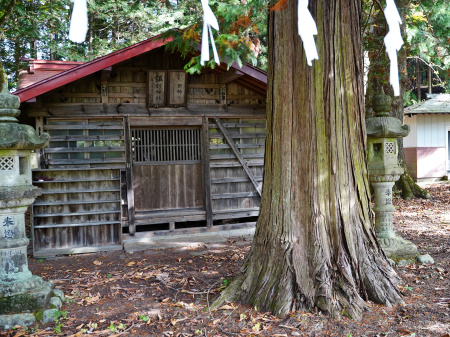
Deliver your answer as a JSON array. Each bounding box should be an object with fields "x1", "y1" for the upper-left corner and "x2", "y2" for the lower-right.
[
  {"x1": 14, "y1": 34, "x2": 171, "y2": 102},
  {"x1": 404, "y1": 94, "x2": 450, "y2": 115},
  {"x1": 13, "y1": 34, "x2": 267, "y2": 102}
]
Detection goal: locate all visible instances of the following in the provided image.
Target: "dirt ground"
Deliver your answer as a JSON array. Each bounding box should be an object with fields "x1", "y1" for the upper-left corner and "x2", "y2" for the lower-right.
[{"x1": 2, "y1": 182, "x2": 449, "y2": 337}]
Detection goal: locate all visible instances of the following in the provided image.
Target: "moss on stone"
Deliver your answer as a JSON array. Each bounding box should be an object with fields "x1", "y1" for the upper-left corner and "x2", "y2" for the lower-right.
[
  {"x1": 0, "y1": 286, "x2": 52, "y2": 314},
  {"x1": 34, "y1": 309, "x2": 44, "y2": 322},
  {"x1": 0, "y1": 59, "x2": 6, "y2": 90}
]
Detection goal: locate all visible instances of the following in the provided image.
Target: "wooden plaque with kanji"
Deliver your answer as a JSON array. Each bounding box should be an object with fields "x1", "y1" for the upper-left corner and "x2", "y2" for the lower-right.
[
  {"x1": 168, "y1": 71, "x2": 186, "y2": 106},
  {"x1": 147, "y1": 71, "x2": 166, "y2": 107}
]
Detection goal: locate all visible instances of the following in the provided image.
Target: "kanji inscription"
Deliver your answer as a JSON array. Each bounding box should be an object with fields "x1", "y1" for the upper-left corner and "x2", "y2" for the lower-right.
[
  {"x1": 169, "y1": 71, "x2": 186, "y2": 106},
  {"x1": 148, "y1": 71, "x2": 166, "y2": 106},
  {"x1": 2, "y1": 216, "x2": 15, "y2": 239}
]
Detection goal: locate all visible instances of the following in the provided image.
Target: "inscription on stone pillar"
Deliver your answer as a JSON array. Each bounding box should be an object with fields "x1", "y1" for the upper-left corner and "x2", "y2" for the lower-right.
[{"x1": 2, "y1": 216, "x2": 15, "y2": 239}]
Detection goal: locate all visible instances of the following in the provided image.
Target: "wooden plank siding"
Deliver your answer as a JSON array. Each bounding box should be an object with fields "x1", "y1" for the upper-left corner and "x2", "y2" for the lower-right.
[
  {"x1": 132, "y1": 164, "x2": 204, "y2": 212},
  {"x1": 32, "y1": 169, "x2": 122, "y2": 257},
  {"x1": 208, "y1": 117, "x2": 265, "y2": 220},
  {"x1": 25, "y1": 46, "x2": 267, "y2": 255}
]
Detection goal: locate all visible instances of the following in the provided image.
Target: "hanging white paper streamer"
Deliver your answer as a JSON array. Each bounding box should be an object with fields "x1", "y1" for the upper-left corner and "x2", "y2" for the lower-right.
[
  {"x1": 200, "y1": 0, "x2": 220, "y2": 65},
  {"x1": 298, "y1": 0, "x2": 318, "y2": 66},
  {"x1": 69, "y1": 0, "x2": 88, "y2": 43},
  {"x1": 384, "y1": 0, "x2": 403, "y2": 96}
]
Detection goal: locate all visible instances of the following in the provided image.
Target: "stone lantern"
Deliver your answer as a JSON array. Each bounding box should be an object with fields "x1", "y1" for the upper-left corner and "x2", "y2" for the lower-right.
[
  {"x1": 366, "y1": 91, "x2": 418, "y2": 259},
  {"x1": 0, "y1": 75, "x2": 56, "y2": 328}
]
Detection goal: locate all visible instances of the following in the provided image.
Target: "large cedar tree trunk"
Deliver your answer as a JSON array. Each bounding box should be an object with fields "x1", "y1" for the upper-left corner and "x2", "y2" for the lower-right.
[{"x1": 213, "y1": 0, "x2": 403, "y2": 319}]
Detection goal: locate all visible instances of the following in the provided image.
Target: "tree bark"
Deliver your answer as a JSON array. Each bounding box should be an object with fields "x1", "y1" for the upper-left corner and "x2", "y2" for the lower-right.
[
  {"x1": 0, "y1": 0, "x2": 16, "y2": 33},
  {"x1": 365, "y1": 0, "x2": 430, "y2": 200},
  {"x1": 213, "y1": 0, "x2": 403, "y2": 319}
]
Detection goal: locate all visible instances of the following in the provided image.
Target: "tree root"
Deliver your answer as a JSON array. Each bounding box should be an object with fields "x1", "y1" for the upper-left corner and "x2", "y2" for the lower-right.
[
  {"x1": 396, "y1": 172, "x2": 431, "y2": 200},
  {"x1": 212, "y1": 232, "x2": 404, "y2": 320}
]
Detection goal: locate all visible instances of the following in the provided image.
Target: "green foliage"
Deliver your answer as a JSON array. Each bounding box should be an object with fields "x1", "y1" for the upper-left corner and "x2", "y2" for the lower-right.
[
  {"x1": 363, "y1": 0, "x2": 450, "y2": 95},
  {"x1": 163, "y1": 0, "x2": 267, "y2": 73},
  {"x1": 1, "y1": 0, "x2": 268, "y2": 90},
  {"x1": 139, "y1": 314, "x2": 150, "y2": 322},
  {"x1": 52, "y1": 310, "x2": 68, "y2": 334},
  {"x1": 54, "y1": 323, "x2": 64, "y2": 334},
  {"x1": 406, "y1": 1, "x2": 450, "y2": 91},
  {"x1": 52, "y1": 310, "x2": 68, "y2": 321},
  {"x1": 404, "y1": 90, "x2": 418, "y2": 107}
]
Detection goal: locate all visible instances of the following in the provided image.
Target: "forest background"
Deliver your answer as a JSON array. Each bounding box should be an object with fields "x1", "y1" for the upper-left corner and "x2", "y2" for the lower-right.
[{"x1": 0, "y1": 0, "x2": 449, "y2": 103}]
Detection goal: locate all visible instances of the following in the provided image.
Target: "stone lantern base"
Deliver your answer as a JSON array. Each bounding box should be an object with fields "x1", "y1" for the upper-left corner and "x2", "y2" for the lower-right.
[
  {"x1": 370, "y1": 179, "x2": 418, "y2": 260},
  {"x1": 0, "y1": 189, "x2": 61, "y2": 330},
  {"x1": 378, "y1": 236, "x2": 418, "y2": 260},
  {"x1": 0, "y1": 276, "x2": 54, "y2": 314}
]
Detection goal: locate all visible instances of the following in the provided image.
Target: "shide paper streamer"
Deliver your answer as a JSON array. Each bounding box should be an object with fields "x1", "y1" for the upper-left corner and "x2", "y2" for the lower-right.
[
  {"x1": 298, "y1": 0, "x2": 318, "y2": 66},
  {"x1": 68, "y1": 0, "x2": 88, "y2": 43},
  {"x1": 200, "y1": 0, "x2": 220, "y2": 65},
  {"x1": 384, "y1": 0, "x2": 404, "y2": 96},
  {"x1": 66, "y1": 0, "x2": 402, "y2": 84}
]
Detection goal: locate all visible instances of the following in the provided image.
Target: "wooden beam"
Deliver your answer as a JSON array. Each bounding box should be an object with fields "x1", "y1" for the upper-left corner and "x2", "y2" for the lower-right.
[
  {"x1": 220, "y1": 85, "x2": 226, "y2": 105},
  {"x1": 219, "y1": 69, "x2": 244, "y2": 84},
  {"x1": 416, "y1": 59, "x2": 421, "y2": 102},
  {"x1": 35, "y1": 117, "x2": 45, "y2": 169},
  {"x1": 129, "y1": 116, "x2": 202, "y2": 126},
  {"x1": 102, "y1": 66, "x2": 112, "y2": 75},
  {"x1": 202, "y1": 116, "x2": 213, "y2": 228},
  {"x1": 124, "y1": 116, "x2": 136, "y2": 236},
  {"x1": 428, "y1": 66, "x2": 432, "y2": 94},
  {"x1": 213, "y1": 117, "x2": 262, "y2": 196}
]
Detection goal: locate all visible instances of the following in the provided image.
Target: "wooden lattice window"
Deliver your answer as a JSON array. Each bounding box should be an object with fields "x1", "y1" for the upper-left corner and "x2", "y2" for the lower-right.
[{"x1": 131, "y1": 128, "x2": 201, "y2": 164}]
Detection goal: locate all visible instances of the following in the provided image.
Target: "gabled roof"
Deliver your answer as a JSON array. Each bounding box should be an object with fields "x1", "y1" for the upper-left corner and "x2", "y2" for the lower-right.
[
  {"x1": 405, "y1": 94, "x2": 450, "y2": 115},
  {"x1": 14, "y1": 34, "x2": 170, "y2": 102},
  {"x1": 14, "y1": 34, "x2": 267, "y2": 102}
]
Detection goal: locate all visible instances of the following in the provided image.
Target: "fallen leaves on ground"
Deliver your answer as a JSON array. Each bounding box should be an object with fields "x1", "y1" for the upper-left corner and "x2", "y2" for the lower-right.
[{"x1": 4, "y1": 182, "x2": 449, "y2": 336}]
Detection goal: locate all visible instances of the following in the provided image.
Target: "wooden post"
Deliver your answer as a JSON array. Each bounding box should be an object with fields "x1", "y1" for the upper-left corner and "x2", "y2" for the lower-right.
[
  {"x1": 101, "y1": 68, "x2": 111, "y2": 104},
  {"x1": 220, "y1": 85, "x2": 226, "y2": 105},
  {"x1": 35, "y1": 117, "x2": 45, "y2": 169},
  {"x1": 124, "y1": 116, "x2": 136, "y2": 235},
  {"x1": 202, "y1": 116, "x2": 213, "y2": 228},
  {"x1": 214, "y1": 117, "x2": 262, "y2": 196},
  {"x1": 416, "y1": 59, "x2": 421, "y2": 102},
  {"x1": 428, "y1": 66, "x2": 432, "y2": 94}
]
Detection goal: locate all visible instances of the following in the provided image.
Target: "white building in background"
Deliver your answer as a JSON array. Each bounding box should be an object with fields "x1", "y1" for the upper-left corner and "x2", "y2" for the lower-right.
[{"x1": 403, "y1": 94, "x2": 450, "y2": 180}]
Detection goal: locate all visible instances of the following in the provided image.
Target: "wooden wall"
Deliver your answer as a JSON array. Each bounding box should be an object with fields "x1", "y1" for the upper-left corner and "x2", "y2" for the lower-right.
[
  {"x1": 24, "y1": 47, "x2": 267, "y2": 254},
  {"x1": 404, "y1": 114, "x2": 450, "y2": 148},
  {"x1": 32, "y1": 169, "x2": 122, "y2": 256},
  {"x1": 404, "y1": 114, "x2": 450, "y2": 179},
  {"x1": 208, "y1": 118, "x2": 265, "y2": 220},
  {"x1": 133, "y1": 164, "x2": 204, "y2": 212}
]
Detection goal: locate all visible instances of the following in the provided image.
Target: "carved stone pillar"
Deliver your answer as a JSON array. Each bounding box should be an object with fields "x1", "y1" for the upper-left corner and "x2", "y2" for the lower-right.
[{"x1": 366, "y1": 91, "x2": 418, "y2": 259}]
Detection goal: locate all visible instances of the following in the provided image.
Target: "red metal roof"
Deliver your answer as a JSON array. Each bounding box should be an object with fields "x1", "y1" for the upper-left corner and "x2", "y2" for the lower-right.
[
  {"x1": 14, "y1": 34, "x2": 170, "y2": 102},
  {"x1": 18, "y1": 60, "x2": 84, "y2": 90},
  {"x1": 14, "y1": 33, "x2": 267, "y2": 102}
]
